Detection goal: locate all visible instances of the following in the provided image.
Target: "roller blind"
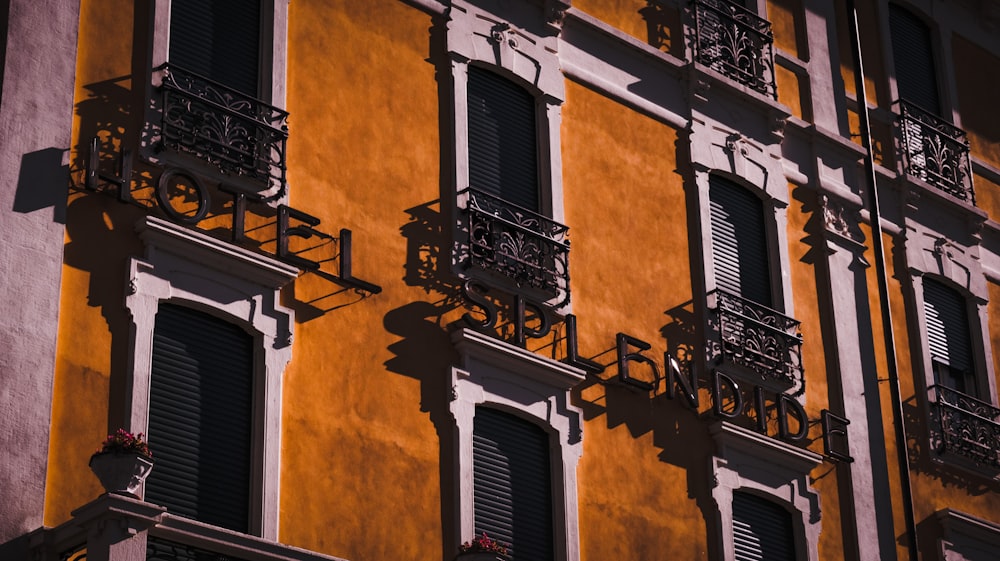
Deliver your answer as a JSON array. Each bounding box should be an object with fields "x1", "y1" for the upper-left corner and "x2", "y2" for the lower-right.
[
  {"x1": 710, "y1": 176, "x2": 772, "y2": 307},
  {"x1": 169, "y1": 0, "x2": 262, "y2": 97},
  {"x1": 467, "y1": 67, "x2": 540, "y2": 213},
  {"x1": 889, "y1": 4, "x2": 940, "y2": 114},
  {"x1": 145, "y1": 303, "x2": 255, "y2": 533},
  {"x1": 733, "y1": 491, "x2": 795, "y2": 561},
  {"x1": 923, "y1": 278, "x2": 976, "y2": 394},
  {"x1": 473, "y1": 407, "x2": 553, "y2": 561}
]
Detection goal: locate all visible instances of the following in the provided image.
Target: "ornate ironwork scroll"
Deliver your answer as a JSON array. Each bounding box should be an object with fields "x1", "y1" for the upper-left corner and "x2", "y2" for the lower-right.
[
  {"x1": 708, "y1": 289, "x2": 802, "y2": 388},
  {"x1": 461, "y1": 187, "x2": 570, "y2": 307},
  {"x1": 148, "y1": 536, "x2": 251, "y2": 561},
  {"x1": 898, "y1": 99, "x2": 975, "y2": 204},
  {"x1": 692, "y1": 0, "x2": 776, "y2": 99},
  {"x1": 157, "y1": 64, "x2": 288, "y2": 193},
  {"x1": 929, "y1": 385, "x2": 1000, "y2": 470}
]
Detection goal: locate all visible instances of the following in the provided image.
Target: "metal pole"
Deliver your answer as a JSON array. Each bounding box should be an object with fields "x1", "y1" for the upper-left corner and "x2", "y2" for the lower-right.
[{"x1": 844, "y1": 2, "x2": 919, "y2": 560}]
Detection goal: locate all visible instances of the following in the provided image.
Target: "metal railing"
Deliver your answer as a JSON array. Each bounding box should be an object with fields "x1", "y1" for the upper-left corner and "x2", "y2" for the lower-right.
[
  {"x1": 929, "y1": 384, "x2": 1000, "y2": 469},
  {"x1": 461, "y1": 187, "x2": 570, "y2": 306},
  {"x1": 156, "y1": 64, "x2": 289, "y2": 193},
  {"x1": 691, "y1": 0, "x2": 776, "y2": 99},
  {"x1": 708, "y1": 289, "x2": 802, "y2": 388},
  {"x1": 898, "y1": 99, "x2": 975, "y2": 204}
]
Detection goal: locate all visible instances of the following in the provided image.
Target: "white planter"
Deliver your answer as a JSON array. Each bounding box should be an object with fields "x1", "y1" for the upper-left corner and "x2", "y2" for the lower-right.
[{"x1": 89, "y1": 452, "x2": 154, "y2": 497}]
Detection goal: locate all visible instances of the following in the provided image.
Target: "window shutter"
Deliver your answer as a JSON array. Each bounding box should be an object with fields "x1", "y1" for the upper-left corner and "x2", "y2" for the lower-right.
[
  {"x1": 467, "y1": 67, "x2": 540, "y2": 213},
  {"x1": 709, "y1": 176, "x2": 772, "y2": 307},
  {"x1": 169, "y1": 0, "x2": 262, "y2": 97},
  {"x1": 146, "y1": 303, "x2": 254, "y2": 533},
  {"x1": 733, "y1": 491, "x2": 795, "y2": 561},
  {"x1": 889, "y1": 4, "x2": 940, "y2": 114},
  {"x1": 923, "y1": 278, "x2": 975, "y2": 393},
  {"x1": 473, "y1": 407, "x2": 553, "y2": 561}
]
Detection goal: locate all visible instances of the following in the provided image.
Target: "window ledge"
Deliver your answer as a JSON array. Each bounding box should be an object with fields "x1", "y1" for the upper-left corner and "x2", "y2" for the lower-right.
[
  {"x1": 136, "y1": 216, "x2": 299, "y2": 289},
  {"x1": 451, "y1": 328, "x2": 586, "y2": 391},
  {"x1": 711, "y1": 420, "x2": 823, "y2": 476}
]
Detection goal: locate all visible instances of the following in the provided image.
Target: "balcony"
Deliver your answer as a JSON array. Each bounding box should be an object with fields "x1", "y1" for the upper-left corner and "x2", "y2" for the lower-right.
[
  {"x1": 691, "y1": 0, "x2": 776, "y2": 99},
  {"x1": 708, "y1": 289, "x2": 803, "y2": 389},
  {"x1": 460, "y1": 187, "x2": 570, "y2": 307},
  {"x1": 154, "y1": 64, "x2": 289, "y2": 193},
  {"x1": 898, "y1": 99, "x2": 975, "y2": 204},
  {"x1": 929, "y1": 385, "x2": 1000, "y2": 471}
]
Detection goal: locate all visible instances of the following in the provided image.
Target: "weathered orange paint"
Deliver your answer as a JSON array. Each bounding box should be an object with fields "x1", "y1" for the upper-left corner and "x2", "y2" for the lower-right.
[
  {"x1": 562, "y1": 77, "x2": 712, "y2": 558},
  {"x1": 574, "y1": 0, "x2": 683, "y2": 58},
  {"x1": 768, "y1": 0, "x2": 804, "y2": 59},
  {"x1": 953, "y1": 33, "x2": 1000, "y2": 168},
  {"x1": 45, "y1": 0, "x2": 138, "y2": 527}
]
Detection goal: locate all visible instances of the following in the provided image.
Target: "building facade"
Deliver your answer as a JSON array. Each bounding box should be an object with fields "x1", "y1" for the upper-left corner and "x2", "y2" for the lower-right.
[{"x1": 2, "y1": 0, "x2": 1000, "y2": 560}]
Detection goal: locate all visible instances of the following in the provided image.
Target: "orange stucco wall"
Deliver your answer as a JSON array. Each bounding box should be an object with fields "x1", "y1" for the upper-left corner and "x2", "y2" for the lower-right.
[
  {"x1": 953, "y1": 33, "x2": 1000, "y2": 168},
  {"x1": 45, "y1": 0, "x2": 138, "y2": 527}
]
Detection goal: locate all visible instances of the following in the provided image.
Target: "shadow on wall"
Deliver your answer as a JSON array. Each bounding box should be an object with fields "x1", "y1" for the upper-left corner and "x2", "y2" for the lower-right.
[
  {"x1": 13, "y1": 147, "x2": 68, "y2": 223},
  {"x1": 638, "y1": 1, "x2": 685, "y2": 59}
]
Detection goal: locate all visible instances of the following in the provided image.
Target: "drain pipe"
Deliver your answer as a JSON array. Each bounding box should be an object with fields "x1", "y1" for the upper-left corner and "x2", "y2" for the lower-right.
[{"x1": 844, "y1": 2, "x2": 919, "y2": 560}]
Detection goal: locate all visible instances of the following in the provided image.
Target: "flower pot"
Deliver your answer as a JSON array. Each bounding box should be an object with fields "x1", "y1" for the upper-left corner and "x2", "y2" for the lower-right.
[
  {"x1": 456, "y1": 554, "x2": 507, "y2": 561},
  {"x1": 89, "y1": 452, "x2": 154, "y2": 497}
]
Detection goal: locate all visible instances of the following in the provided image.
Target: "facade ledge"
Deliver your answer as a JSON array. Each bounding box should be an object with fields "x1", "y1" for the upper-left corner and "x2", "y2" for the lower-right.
[
  {"x1": 136, "y1": 216, "x2": 300, "y2": 289},
  {"x1": 711, "y1": 420, "x2": 823, "y2": 475},
  {"x1": 451, "y1": 328, "x2": 586, "y2": 391}
]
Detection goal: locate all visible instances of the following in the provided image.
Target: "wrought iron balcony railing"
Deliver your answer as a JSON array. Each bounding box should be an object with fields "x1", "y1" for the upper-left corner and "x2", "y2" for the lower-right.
[
  {"x1": 708, "y1": 289, "x2": 803, "y2": 388},
  {"x1": 898, "y1": 99, "x2": 975, "y2": 204},
  {"x1": 692, "y1": 0, "x2": 777, "y2": 99},
  {"x1": 156, "y1": 64, "x2": 289, "y2": 193},
  {"x1": 929, "y1": 384, "x2": 1000, "y2": 470},
  {"x1": 461, "y1": 187, "x2": 570, "y2": 306}
]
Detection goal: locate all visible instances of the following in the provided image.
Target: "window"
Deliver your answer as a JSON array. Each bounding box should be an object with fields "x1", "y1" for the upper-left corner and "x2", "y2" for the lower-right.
[
  {"x1": 473, "y1": 406, "x2": 554, "y2": 561},
  {"x1": 889, "y1": 3, "x2": 939, "y2": 114},
  {"x1": 146, "y1": 303, "x2": 255, "y2": 533},
  {"x1": 709, "y1": 175, "x2": 772, "y2": 307},
  {"x1": 450, "y1": 328, "x2": 584, "y2": 561},
  {"x1": 467, "y1": 66, "x2": 540, "y2": 213},
  {"x1": 169, "y1": 0, "x2": 263, "y2": 98},
  {"x1": 446, "y1": 2, "x2": 570, "y2": 306},
  {"x1": 710, "y1": 422, "x2": 821, "y2": 561},
  {"x1": 923, "y1": 278, "x2": 977, "y2": 396},
  {"x1": 732, "y1": 491, "x2": 795, "y2": 561},
  {"x1": 705, "y1": 174, "x2": 802, "y2": 391},
  {"x1": 125, "y1": 216, "x2": 297, "y2": 538},
  {"x1": 889, "y1": 4, "x2": 974, "y2": 202},
  {"x1": 138, "y1": 0, "x2": 289, "y2": 194}
]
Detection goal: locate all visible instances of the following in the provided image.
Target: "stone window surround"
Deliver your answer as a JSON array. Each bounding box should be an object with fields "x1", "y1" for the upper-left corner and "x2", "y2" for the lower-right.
[
  {"x1": 710, "y1": 421, "x2": 823, "y2": 561},
  {"x1": 689, "y1": 125, "x2": 795, "y2": 318},
  {"x1": 449, "y1": 328, "x2": 585, "y2": 561},
  {"x1": 146, "y1": 0, "x2": 289, "y2": 107},
  {"x1": 444, "y1": 1, "x2": 569, "y2": 305},
  {"x1": 904, "y1": 226, "x2": 998, "y2": 407},
  {"x1": 123, "y1": 216, "x2": 297, "y2": 540}
]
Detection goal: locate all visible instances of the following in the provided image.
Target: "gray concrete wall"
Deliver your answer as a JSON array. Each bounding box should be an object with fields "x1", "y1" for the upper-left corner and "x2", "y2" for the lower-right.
[{"x1": 0, "y1": 0, "x2": 79, "y2": 543}]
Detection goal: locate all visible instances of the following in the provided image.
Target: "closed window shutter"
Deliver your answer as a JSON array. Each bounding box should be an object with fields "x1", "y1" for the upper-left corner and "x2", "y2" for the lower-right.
[
  {"x1": 473, "y1": 407, "x2": 553, "y2": 561},
  {"x1": 923, "y1": 278, "x2": 976, "y2": 394},
  {"x1": 467, "y1": 67, "x2": 540, "y2": 213},
  {"x1": 169, "y1": 0, "x2": 262, "y2": 97},
  {"x1": 146, "y1": 303, "x2": 254, "y2": 533},
  {"x1": 709, "y1": 176, "x2": 772, "y2": 307},
  {"x1": 889, "y1": 4, "x2": 940, "y2": 114},
  {"x1": 733, "y1": 491, "x2": 795, "y2": 561}
]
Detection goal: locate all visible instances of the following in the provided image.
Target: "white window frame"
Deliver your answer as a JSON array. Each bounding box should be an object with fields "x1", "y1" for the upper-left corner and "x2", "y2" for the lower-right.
[
  {"x1": 710, "y1": 421, "x2": 823, "y2": 561},
  {"x1": 904, "y1": 227, "x2": 998, "y2": 409},
  {"x1": 450, "y1": 328, "x2": 585, "y2": 561},
  {"x1": 690, "y1": 129, "x2": 794, "y2": 316},
  {"x1": 123, "y1": 216, "x2": 297, "y2": 540},
  {"x1": 149, "y1": 0, "x2": 288, "y2": 106},
  {"x1": 445, "y1": 0, "x2": 569, "y2": 305}
]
